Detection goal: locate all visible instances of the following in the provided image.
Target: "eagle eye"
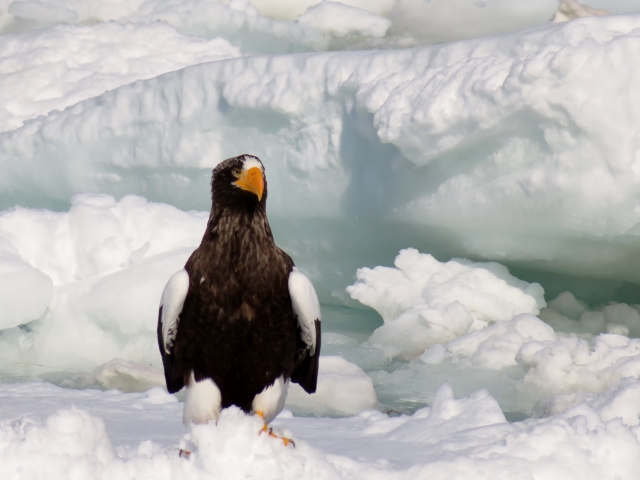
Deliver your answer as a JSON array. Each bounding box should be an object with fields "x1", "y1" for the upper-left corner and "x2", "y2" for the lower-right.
[{"x1": 232, "y1": 168, "x2": 241, "y2": 177}]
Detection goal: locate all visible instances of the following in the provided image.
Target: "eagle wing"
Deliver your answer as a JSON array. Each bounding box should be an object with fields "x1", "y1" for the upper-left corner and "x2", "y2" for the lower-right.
[
  {"x1": 288, "y1": 267, "x2": 321, "y2": 393},
  {"x1": 157, "y1": 269, "x2": 190, "y2": 393}
]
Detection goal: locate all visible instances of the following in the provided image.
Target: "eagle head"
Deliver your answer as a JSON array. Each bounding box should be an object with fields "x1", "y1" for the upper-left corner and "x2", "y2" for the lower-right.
[{"x1": 211, "y1": 154, "x2": 267, "y2": 209}]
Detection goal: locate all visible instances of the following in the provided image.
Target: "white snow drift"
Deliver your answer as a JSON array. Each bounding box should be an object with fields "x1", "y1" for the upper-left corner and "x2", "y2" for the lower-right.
[
  {"x1": 348, "y1": 248, "x2": 545, "y2": 358},
  {"x1": 420, "y1": 313, "x2": 557, "y2": 370},
  {"x1": 2, "y1": 381, "x2": 640, "y2": 479},
  {"x1": 286, "y1": 356, "x2": 377, "y2": 416},
  {"x1": 0, "y1": 194, "x2": 206, "y2": 369},
  {"x1": 0, "y1": 22, "x2": 241, "y2": 132},
  {"x1": 540, "y1": 291, "x2": 640, "y2": 337}
]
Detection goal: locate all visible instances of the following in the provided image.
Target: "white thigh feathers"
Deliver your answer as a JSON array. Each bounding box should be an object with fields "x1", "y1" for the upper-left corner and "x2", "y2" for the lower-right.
[
  {"x1": 252, "y1": 375, "x2": 289, "y2": 424},
  {"x1": 184, "y1": 372, "x2": 222, "y2": 425},
  {"x1": 159, "y1": 269, "x2": 190, "y2": 354},
  {"x1": 288, "y1": 267, "x2": 321, "y2": 355}
]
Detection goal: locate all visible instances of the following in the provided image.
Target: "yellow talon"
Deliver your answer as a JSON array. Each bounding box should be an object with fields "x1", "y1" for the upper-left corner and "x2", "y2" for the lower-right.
[{"x1": 256, "y1": 410, "x2": 295, "y2": 447}]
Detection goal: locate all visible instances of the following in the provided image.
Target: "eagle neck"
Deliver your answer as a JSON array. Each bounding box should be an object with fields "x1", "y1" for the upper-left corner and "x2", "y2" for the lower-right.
[{"x1": 202, "y1": 202, "x2": 273, "y2": 246}]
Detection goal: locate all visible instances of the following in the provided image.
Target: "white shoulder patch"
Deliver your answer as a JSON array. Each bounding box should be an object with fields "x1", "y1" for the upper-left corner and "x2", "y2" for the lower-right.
[
  {"x1": 288, "y1": 267, "x2": 321, "y2": 355},
  {"x1": 159, "y1": 269, "x2": 190, "y2": 354}
]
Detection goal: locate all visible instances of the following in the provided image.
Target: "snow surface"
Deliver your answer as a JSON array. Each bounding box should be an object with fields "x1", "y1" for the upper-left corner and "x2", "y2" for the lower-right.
[{"x1": 2, "y1": 381, "x2": 640, "y2": 479}]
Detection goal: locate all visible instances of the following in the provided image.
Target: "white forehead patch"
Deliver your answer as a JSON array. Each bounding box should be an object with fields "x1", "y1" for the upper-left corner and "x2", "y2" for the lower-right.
[{"x1": 242, "y1": 156, "x2": 263, "y2": 172}]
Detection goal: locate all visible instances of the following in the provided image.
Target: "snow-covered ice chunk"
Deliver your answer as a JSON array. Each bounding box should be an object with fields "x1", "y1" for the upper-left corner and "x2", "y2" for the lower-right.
[
  {"x1": 92, "y1": 359, "x2": 166, "y2": 393},
  {"x1": 421, "y1": 313, "x2": 557, "y2": 369},
  {"x1": 348, "y1": 248, "x2": 545, "y2": 358},
  {"x1": 368, "y1": 301, "x2": 475, "y2": 360},
  {"x1": 0, "y1": 195, "x2": 206, "y2": 373},
  {"x1": 286, "y1": 356, "x2": 377, "y2": 416},
  {"x1": 0, "y1": 193, "x2": 207, "y2": 285},
  {"x1": 383, "y1": 383, "x2": 506, "y2": 443},
  {"x1": 0, "y1": 409, "x2": 116, "y2": 477},
  {"x1": 518, "y1": 333, "x2": 640, "y2": 397},
  {"x1": 0, "y1": 22, "x2": 241, "y2": 132},
  {"x1": 184, "y1": 407, "x2": 342, "y2": 478},
  {"x1": 534, "y1": 377, "x2": 640, "y2": 425},
  {"x1": 540, "y1": 292, "x2": 640, "y2": 336},
  {"x1": 298, "y1": 2, "x2": 392, "y2": 38},
  {"x1": 547, "y1": 291, "x2": 588, "y2": 320},
  {"x1": 0, "y1": 248, "x2": 52, "y2": 330}
]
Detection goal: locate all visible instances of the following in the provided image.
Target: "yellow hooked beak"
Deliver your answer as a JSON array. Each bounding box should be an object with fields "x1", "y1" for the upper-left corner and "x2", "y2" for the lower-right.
[{"x1": 234, "y1": 167, "x2": 264, "y2": 201}]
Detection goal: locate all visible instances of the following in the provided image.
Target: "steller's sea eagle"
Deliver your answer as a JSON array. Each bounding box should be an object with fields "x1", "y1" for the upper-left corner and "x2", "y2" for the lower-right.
[{"x1": 157, "y1": 154, "x2": 321, "y2": 444}]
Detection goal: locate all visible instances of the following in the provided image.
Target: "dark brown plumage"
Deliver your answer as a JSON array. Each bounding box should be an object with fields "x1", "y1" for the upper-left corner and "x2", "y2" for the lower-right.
[{"x1": 158, "y1": 154, "x2": 320, "y2": 417}]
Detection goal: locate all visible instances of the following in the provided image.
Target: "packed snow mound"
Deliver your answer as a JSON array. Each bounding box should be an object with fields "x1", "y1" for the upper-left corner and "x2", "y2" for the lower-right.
[
  {"x1": 0, "y1": 194, "x2": 206, "y2": 373},
  {"x1": 533, "y1": 377, "x2": 640, "y2": 424},
  {"x1": 347, "y1": 248, "x2": 544, "y2": 358},
  {"x1": 348, "y1": 249, "x2": 545, "y2": 323},
  {"x1": 0, "y1": 408, "x2": 117, "y2": 476},
  {"x1": 421, "y1": 314, "x2": 557, "y2": 369},
  {"x1": 0, "y1": 22, "x2": 241, "y2": 132},
  {"x1": 382, "y1": 383, "x2": 506, "y2": 443},
  {"x1": 297, "y1": 2, "x2": 391, "y2": 38},
  {"x1": 0, "y1": 193, "x2": 207, "y2": 285},
  {"x1": 400, "y1": 304, "x2": 640, "y2": 411},
  {"x1": 414, "y1": 303, "x2": 640, "y2": 403},
  {"x1": 287, "y1": 356, "x2": 377, "y2": 416},
  {"x1": 6, "y1": 16, "x2": 640, "y2": 294},
  {"x1": 180, "y1": 409, "x2": 342, "y2": 479},
  {"x1": 518, "y1": 332, "x2": 640, "y2": 397},
  {"x1": 0, "y1": 407, "x2": 342, "y2": 479},
  {"x1": 3, "y1": 383, "x2": 640, "y2": 479},
  {"x1": 540, "y1": 291, "x2": 640, "y2": 337},
  {"x1": 0, "y1": 249, "x2": 52, "y2": 329}
]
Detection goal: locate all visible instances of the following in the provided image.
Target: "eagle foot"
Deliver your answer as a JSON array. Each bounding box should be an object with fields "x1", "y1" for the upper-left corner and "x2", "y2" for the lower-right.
[
  {"x1": 260, "y1": 423, "x2": 295, "y2": 448},
  {"x1": 256, "y1": 412, "x2": 295, "y2": 447}
]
